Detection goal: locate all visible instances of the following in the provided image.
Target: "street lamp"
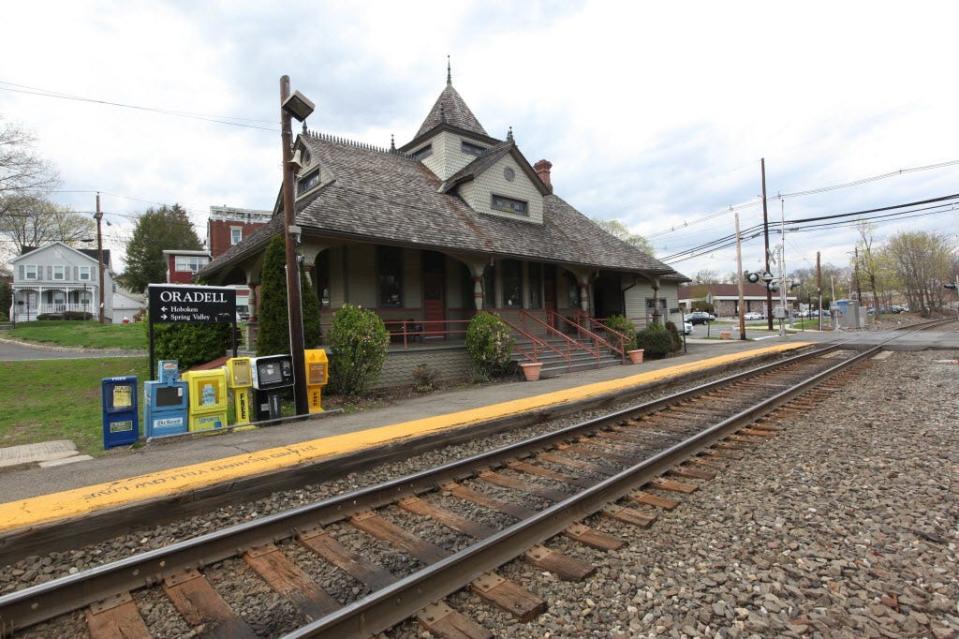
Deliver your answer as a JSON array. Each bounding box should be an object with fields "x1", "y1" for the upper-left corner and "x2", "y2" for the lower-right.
[{"x1": 279, "y1": 76, "x2": 313, "y2": 416}]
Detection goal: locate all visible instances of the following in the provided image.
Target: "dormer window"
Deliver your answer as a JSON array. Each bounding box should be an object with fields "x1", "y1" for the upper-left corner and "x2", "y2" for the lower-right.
[
  {"x1": 461, "y1": 140, "x2": 487, "y2": 157},
  {"x1": 491, "y1": 194, "x2": 528, "y2": 217},
  {"x1": 297, "y1": 169, "x2": 321, "y2": 195},
  {"x1": 411, "y1": 144, "x2": 433, "y2": 161}
]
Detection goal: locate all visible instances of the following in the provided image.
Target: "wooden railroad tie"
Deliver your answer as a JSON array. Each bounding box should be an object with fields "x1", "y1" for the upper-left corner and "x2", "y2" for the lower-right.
[
  {"x1": 162, "y1": 568, "x2": 257, "y2": 639},
  {"x1": 85, "y1": 592, "x2": 150, "y2": 639}
]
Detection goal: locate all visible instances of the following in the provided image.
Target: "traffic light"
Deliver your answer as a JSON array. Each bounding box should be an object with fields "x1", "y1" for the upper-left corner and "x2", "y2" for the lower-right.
[{"x1": 745, "y1": 271, "x2": 761, "y2": 284}]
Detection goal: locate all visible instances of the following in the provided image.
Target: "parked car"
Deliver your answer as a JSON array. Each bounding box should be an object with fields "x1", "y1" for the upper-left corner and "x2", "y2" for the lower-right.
[
  {"x1": 687, "y1": 311, "x2": 713, "y2": 325},
  {"x1": 683, "y1": 321, "x2": 693, "y2": 335},
  {"x1": 743, "y1": 311, "x2": 764, "y2": 320}
]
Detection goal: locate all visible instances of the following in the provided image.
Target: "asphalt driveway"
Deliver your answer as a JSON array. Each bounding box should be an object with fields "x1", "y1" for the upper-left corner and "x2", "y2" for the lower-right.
[{"x1": 0, "y1": 337, "x2": 143, "y2": 361}]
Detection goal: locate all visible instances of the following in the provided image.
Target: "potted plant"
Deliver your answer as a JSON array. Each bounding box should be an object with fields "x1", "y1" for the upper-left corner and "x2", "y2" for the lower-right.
[
  {"x1": 519, "y1": 361, "x2": 544, "y2": 381},
  {"x1": 627, "y1": 348, "x2": 644, "y2": 364}
]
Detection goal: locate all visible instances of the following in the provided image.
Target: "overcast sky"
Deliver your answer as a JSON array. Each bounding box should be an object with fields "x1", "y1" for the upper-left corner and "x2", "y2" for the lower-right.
[{"x1": 2, "y1": 0, "x2": 958, "y2": 279}]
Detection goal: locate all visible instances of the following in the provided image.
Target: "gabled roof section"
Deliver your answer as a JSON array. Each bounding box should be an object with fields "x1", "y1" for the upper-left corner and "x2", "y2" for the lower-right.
[
  {"x1": 438, "y1": 141, "x2": 550, "y2": 195},
  {"x1": 415, "y1": 82, "x2": 488, "y2": 140},
  {"x1": 199, "y1": 134, "x2": 686, "y2": 281},
  {"x1": 13, "y1": 242, "x2": 109, "y2": 267}
]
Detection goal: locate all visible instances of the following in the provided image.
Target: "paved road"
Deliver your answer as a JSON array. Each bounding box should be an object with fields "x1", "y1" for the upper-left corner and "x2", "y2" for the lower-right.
[{"x1": 0, "y1": 337, "x2": 143, "y2": 361}]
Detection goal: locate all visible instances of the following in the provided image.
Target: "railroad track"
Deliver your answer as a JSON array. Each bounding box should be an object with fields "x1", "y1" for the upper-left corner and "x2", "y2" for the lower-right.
[
  {"x1": 894, "y1": 316, "x2": 956, "y2": 331},
  {"x1": 0, "y1": 342, "x2": 882, "y2": 639}
]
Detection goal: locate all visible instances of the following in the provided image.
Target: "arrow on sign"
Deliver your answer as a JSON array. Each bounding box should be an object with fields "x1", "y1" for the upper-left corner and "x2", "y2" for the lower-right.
[
  {"x1": 161, "y1": 314, "x2": 168, "y2": 320},
  {"x1": 161, "y1": 306, "x2": 167, "y2": 311}
]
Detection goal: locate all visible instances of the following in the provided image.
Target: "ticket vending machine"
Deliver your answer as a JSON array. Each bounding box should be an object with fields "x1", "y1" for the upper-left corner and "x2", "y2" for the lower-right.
[
  {"x1": 225, "y1": 357, "x2": 253, "y2": 426},
  {"x1": 180, "y1": 368, "x2": 228, "y2": 432},
  {"x1": 250, "y1": 355, "x2": 294, "y2": 421},
  {"x1": 101, "y1": 375, "x2": 139, "y2": 449},
  {"x1": 144, "y1": 360, "x2": 189, "y2": 439},
  {"x1": 304, "y1": 349, "x2": 329, "y2": 413}
]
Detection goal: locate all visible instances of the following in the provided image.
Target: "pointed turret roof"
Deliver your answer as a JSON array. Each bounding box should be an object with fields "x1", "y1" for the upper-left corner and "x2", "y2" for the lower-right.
[{"x1": 414, "y1": 81, "x2": 488, "y2": 139}]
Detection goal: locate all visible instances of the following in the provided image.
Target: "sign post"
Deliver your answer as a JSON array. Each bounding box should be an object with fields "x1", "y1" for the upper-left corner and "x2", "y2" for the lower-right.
[{"x1": 147, "y1": 284, "x2": 238, "y2": 377}]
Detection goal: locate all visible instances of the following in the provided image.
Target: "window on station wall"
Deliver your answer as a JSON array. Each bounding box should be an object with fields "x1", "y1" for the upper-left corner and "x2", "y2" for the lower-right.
[
  {"x1": 501, "y1": 260, "x2": 523, "y2": 308},
  {"x1": 490, "y1": 194, "x2": 529, "y2": 217},
  {"x1": 297, "y1": 169, "x2": 321, "y2": 195},
  {"x1": 483, "y1": 264, "x2": 496, "y2": 309},
  {"x1": 566, "y1": 273, "x2": 581, "y2": 308},
  {"x1": 528, "y1": 263, "x2": 543, "y2": 309},
  {"x1": 315, "y1": 250, "x2": 331, "y2": 307},
  {"x1": 377, "y1": 246, "x2": 403, "y2": 307},
  {"x1": 645, "y1": 298, "x2": 668, "y2": 313}
]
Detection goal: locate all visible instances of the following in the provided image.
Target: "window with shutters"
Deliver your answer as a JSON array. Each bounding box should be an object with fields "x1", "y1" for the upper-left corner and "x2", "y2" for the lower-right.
[
  {"x1": 23, "y1": 265, "x2": 38, "y2": 280},
  {"x1": 53, "y1": 265, "x2": 65, "y2": 280},
  {"x1": 79, "y1": 266, "x2": 92, "y2": 281}
]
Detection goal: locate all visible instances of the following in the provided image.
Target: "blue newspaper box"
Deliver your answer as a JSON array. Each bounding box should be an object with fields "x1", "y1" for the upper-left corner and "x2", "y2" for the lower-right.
[
  {"x1": 101, "y1": 375, "x2": 139, "y2": 449},
  {"x1": 145, "y1": 360, "x2": 189, "y2": 439}
]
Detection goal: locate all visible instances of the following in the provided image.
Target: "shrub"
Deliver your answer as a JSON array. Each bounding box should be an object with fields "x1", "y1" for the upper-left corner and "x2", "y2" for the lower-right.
[
  {"x1": 151, "y1": 322, "x2": 233, "y2": 369},
  {"x1": 603, "y1": 314, "x2": 636, "y2": 351},
  {"x1": 635, "y1": 324, "x2": 674, "y2": 359},
  {"x1": 327, "y1": 304, "x2": 389, "y2": 396},
  {"x1": 412, "y1": 363, "x2": 437, "y2": 393},
  {"x1": 664, "y1": 321, "x2": 683, "y2": 352},
  {"x1": 0, "y1": 310, "x2": 6, "y2": 322},
  {"x1": 691, "y1": 299, "x2": 714, "y2": 313},
  {"x1": 465, "y1": 311, "x2": 514, "y2": 378},
  {"x1": 63, "y1": 311, "x2": 94, "y2": 321},
  {"x1": 257, "y1": 235, "x2": 323, "y2": 355}
]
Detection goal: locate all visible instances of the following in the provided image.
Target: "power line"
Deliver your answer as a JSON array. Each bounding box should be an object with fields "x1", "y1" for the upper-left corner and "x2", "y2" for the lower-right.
[{"x1": 0, "y1": 81, "x2": 279, "y2": 132}]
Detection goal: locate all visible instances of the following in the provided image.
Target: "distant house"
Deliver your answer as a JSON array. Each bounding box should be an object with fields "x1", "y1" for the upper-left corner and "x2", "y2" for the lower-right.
[
  {"x1": 207, "y1": 206, "x2": 270, "y2": 259},
  {"x1": 161, "y1": 247, "x2": 250, "y2": 318},
  {"x1": 9, "y1": 242, "x2": 115, "y2": 323},
  {"x1": 112, "y1": 287, "x2": 146, "y2": 323},
  {"x1": 678, "y1": 283, "x2": 797, "y2": 317}
]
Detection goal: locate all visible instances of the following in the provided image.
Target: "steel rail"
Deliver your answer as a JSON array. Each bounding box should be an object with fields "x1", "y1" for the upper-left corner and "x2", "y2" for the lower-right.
[
  {"x1": 284, "y1": 344, "x2": 882, "y2": 639},
  {"x1": 0, "y1": 343, "x2": 837, "y2": 632}
]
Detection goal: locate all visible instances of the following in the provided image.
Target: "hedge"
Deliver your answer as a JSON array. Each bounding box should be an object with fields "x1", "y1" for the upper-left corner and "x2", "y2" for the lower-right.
[
  {"x1": 635, "y1": 324, "x2": 674, "y2": 359},
  {"x1": 602, "y1": 314, "x2": 636, "y2": 351},
  {"x1": 465, "y1": 312, "x2": 514, "y2": 378},
  {"x1": 150, "y1": 322, "x2": 233, "y2": 369},
  {"x1": 327, "y1": 304, "x2": 389, "y2": 396}
]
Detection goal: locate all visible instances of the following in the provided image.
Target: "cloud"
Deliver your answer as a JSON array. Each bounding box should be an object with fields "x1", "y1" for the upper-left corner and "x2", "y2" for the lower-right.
[{"x1": 2, "y1": 0, "x2": 958, "y2": 276}]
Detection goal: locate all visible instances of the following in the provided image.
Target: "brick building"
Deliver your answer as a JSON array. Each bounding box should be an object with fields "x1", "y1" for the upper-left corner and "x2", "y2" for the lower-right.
[
  {"x1": 679, "y1": 283, "x2": 797, "y2": 317},
  {"x1": 207, "y1": 207, "x2": 271, "y2": 259}
]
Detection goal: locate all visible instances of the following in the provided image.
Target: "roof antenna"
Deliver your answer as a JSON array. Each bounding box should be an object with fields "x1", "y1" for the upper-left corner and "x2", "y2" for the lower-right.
[
  {"x1": 507, "y1": 126, "x2": 514, "y2": 142},
  {"x1": 447, "y1": 54, "x2": 452, "y2": 85},
  {"x1": 390, "y1": 134, "x2": 396, "y2": 152}
]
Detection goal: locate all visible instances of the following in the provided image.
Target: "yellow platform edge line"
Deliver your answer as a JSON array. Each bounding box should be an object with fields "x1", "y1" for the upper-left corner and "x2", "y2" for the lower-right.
[{"x1": 0, "y1": 342, "x2": 809, "y2": 531}]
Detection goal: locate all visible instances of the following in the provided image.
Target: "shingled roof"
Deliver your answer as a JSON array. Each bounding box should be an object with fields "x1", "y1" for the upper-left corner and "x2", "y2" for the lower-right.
[
  {"x1": 414, "y1": 82, "x2": 488, "y2": 139},
  {"x1": 199, "y1": 133, "x2": 686, "y2": 281}
]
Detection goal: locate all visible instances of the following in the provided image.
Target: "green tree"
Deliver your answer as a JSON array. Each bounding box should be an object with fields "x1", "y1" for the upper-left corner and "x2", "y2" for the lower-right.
[
  {"x1": 256, "y1": 235, "x2": 322, "y2": 356},
  {"x1": 591, "y1": 218, "x2": 654, "y2": 255},
  {"x1": 0, "y1": 277, "x2": 11, "y2": 320},
  {"x1": 122, "y1": 205, "x2": 202, "y2": 293}
]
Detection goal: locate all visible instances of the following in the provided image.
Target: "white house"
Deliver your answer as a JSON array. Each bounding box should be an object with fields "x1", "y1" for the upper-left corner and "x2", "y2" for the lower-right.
[{"x1": 9, "y1": 242, "x2": 115, "y2": 323}]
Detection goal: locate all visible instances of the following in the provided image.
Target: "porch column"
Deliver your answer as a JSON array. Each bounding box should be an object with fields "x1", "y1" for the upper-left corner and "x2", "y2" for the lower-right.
[
  {"x1": 248, "y1": 283, "x2": 258, "y2": 321},
  {"x1": 37, "y1": 286, "x2": 43, "y2": 316},
  {"x1": 651, "y1": 277, "x2": 661, "y2": 325},
  {"x1": 472, "y1": 276, "x2": 483, "y2": 310}
]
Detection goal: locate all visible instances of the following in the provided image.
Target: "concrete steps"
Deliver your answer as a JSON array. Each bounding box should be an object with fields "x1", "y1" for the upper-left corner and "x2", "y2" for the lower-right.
[{"x1": 510, "y1": 331, "x2": 624, "y2": 377}]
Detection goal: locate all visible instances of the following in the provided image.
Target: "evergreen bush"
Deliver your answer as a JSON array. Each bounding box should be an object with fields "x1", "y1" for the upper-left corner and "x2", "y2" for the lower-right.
[
  {"x1": 256, "y1": 236, "x2": 323, "y2": 355},
  {"x1": 664, "y1": 321, "x2": 683, "y2": 352},
  {"x1": 150, "y1": 323, "x2": 233, "y2": 369},
  {"x1": 603, "y1": 314, "x2": 637, "y2": 351},
  {"x1": 635, "y1": 324, "x2": 674, "y2": 359},
  {"x1": 465, "y1": 311, "x2": 514, "y2": 378},
  {"x1": 327, "y1": 304, "x2": 389, "y2": 396}
]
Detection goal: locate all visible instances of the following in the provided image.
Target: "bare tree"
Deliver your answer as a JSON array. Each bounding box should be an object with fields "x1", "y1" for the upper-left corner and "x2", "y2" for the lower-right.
[
  {"x1": 692, "y1": 268, "x2": 718, "y2": 285},
  {"x1": 0, "y1": 119, "x2": 59, "y2": 249},
  {"x1": 1, "y1": 196, "x2": 95, "y2": 255},
  {"x1": 884, "y1": 231, "x2": 953, "y2": 315}
]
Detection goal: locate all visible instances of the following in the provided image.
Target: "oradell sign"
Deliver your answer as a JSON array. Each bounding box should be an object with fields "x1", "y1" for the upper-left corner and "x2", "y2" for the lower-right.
[{"x1": 147, "y1": 284, "x2": 237, "y2": 324}]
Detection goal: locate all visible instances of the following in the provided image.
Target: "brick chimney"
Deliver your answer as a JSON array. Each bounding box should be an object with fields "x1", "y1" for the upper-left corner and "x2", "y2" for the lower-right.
[{"x1": 534, "y1": 159, "x2": 553, "y2": 193}]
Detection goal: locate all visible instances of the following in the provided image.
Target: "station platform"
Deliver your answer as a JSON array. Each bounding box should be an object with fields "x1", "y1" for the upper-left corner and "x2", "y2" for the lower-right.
[{"x1": 0, "y1": 339, "x2": 814, "y2": 533}]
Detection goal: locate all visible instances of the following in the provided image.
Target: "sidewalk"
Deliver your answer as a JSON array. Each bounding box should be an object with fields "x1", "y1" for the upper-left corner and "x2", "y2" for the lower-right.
[{"x1": 0, "y1": 338, "x2": 813, "y2": 532}]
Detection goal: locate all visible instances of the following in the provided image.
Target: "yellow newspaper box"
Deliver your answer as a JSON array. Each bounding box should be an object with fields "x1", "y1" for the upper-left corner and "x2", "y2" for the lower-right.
[
  {"x1": 181, "y1": 368, "x2": 228, "y2": 432},
  {"x1": 225, "y1": 357, "x2": 253, "y2": 425},
  {"x1": 304, "y1": 349, "x2": 329, "y2": 413}
]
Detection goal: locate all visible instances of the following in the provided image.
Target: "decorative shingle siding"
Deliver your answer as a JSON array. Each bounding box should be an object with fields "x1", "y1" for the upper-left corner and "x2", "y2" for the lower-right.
[
  {"x1": 459, "y1": 154, "x2": 544, "y2": 224},
  {"x1": 372, "y1": 347, "x2": 473, "y2": 390}
]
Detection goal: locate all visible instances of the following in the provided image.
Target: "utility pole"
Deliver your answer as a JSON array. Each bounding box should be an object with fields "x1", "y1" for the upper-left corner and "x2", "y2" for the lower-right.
[
  {"x1": 95, "y1": 192, "x2": 105, "y2": 324},
  {"x1": 280, "y1": 75, "x2": 309, "y2": 416},
  {"x1": 816, "y1": 251, "x2": 822, "y2": 332},
  {"x1": 830, "y1": 274, "x2": 837, "y2": 331},
  {"x1": 853, "y1": 246, "x2": 863, "y2": 306},
  {"x1": 761, "y1": 158, "x2": 773, "y2": 330},
  {"x1": 779, "y1": 196, "x2": 787, "y2": 337},
  {"x1": 735, "y1": 211, "x2": 746, "y2": 340}
]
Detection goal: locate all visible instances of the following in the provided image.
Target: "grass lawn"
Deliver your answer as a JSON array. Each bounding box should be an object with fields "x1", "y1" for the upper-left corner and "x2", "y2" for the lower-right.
[
  {"x1": 0, "y1": 357, "x2": 149, "y2": 456},
  {"x1": 9, "y1": 320, "x2": 146, "y2": 350}
]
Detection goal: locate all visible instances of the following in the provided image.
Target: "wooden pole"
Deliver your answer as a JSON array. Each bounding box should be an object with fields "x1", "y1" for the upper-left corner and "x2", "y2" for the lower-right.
[
  {"x1": 280, "y1": 76, "x2": 308, "y2": 415},
  {"x1": 761, "y1": 158, "x2": 772, "y2": 330},
  {"x1": 95, "y1": 192, "x2": 105, "y2": 324},
  {"x1": 816, "y1": 251, "x2": 822, "y2": 332}
]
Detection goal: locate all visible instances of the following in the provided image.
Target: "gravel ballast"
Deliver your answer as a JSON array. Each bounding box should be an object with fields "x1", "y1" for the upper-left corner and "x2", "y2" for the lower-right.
[{"x1": 384, "y1": 350, "x2": 959, "y2": 639}]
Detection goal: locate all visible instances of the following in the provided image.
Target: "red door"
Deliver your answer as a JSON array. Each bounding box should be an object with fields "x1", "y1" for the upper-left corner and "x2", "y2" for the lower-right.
[{"x1": 543, "y1": 265, "x2": 557, "y2": 327}]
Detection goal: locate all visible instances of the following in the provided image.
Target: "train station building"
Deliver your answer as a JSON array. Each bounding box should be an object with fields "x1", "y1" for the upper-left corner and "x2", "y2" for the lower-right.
[{"x1": 199, "y1": 71, "x2": 688, "y2": 383}]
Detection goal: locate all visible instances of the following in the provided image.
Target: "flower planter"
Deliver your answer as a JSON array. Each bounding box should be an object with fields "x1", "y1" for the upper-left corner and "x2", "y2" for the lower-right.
[
  {"x1": 627, "y1": 349, "x2": 644, "y2": 364},
  {"x1": 520, "y1": 362, "x2": 543, "y2": 381}
]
